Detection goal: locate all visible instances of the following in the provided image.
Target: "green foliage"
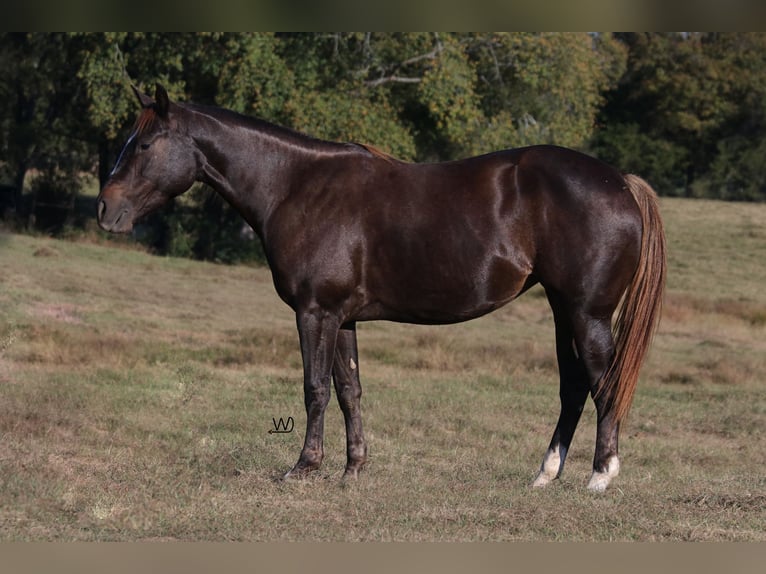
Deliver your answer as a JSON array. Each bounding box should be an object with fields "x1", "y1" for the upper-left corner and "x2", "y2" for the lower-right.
[
  {"x1": 2, "y1": 32, "x2": 766, "y2": 265},
  {"x1": 287, "y1": 87, "x2": 417, "y2": 160},
  {"x1": 707, "y1": 131, "x2": 766, "y2": 201},
  {"x1": 589, "y1": 123, "x2": 689, "y2": 195},
  {"x1": 0, "y1": 33, "x2": 96, "y2": 225},
  {"x1": 596, "y1": 32, "x2": 766, "y2": 196},
  {"x1": 416, "y1": 35, "x2": 483, "y2": 156},
  {"x1": 176, "y1": 32, "x2": 293, "y2": 123},
  {"x1": 77, "y1": 33, "x2": 135, "y2": 141},
  {"x1": 466, "y1": 33, "x2": 626, "y2": 150}
]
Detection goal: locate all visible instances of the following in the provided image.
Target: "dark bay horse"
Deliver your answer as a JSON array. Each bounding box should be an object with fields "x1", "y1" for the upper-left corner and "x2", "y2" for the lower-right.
[{"x1": 97, "y1": 84, "x2": 666, "y2": 492}]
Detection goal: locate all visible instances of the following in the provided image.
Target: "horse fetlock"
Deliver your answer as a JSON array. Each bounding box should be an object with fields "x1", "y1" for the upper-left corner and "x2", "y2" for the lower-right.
[
  {"x1": 283, "y1": 461, "x2": 321, "y2": 480},
  {"x1": 342, "y1": 461, "x2": 366, "y2": 481},
  {"x1": 346, "y1": 445, "x2": 367, "y2": 471},
  {"x1": 283, "y1": 450, "x2": 323, "y2": 480},
  {"x1": 532, "y1": 446, "x2": 562, "y2": 488},
  {"x1": 586, "y1": 455, "x2": 620, "y2": 492}
]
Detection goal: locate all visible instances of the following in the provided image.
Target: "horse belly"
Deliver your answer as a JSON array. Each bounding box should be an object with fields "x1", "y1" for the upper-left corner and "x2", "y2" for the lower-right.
[
  {"x1": 357, "y1": 157, "x2": 534, "y2": 324},
  {"x1": 365, "y1": 243, "x2": 531, "y2": 325}
]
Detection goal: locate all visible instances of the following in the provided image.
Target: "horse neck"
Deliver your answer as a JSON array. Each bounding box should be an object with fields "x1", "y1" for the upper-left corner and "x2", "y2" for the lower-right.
[{"x1": 182, "y1": 104, "x2": 338, "y2": 238}]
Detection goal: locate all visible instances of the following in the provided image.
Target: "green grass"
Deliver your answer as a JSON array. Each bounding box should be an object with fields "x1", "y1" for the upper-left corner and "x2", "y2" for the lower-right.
[{"x1": 1, "y1": 197, "x2": 764, "y2": 541}]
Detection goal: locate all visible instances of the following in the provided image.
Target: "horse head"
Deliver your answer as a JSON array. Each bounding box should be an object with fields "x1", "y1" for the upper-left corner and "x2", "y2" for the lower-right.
[{"x1": 97, "y1": 83, "x2": 198, "y2": 233}]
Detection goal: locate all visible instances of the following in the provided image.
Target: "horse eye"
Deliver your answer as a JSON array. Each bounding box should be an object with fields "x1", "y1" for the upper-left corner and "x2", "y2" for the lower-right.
[{"x1": 140, "y1": 143, "x2": 151, "y2": 151}]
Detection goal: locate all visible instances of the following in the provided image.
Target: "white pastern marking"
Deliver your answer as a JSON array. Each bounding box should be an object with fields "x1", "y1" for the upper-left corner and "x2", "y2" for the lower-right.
[
  {"x1": 587, "y1": 456, "x2": 620, "y2": 492},
  {"x1": 532, "y1": 446, "x2": 562, "y2": 488}
]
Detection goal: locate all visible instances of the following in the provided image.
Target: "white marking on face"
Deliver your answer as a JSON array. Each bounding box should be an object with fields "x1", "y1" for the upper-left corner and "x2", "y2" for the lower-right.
[
  {"x1": 586, "y1": 455, "x2": 620, "y2": 492},
  {"x1": 349, "y1": 357, "x2": 357, "y2": 370},
  {"x1": 109, "y1": 131, "x2": 138, "y2": 178}
]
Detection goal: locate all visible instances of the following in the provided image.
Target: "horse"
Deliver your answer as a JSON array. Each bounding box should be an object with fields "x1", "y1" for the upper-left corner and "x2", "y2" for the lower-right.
[{"x1": 97, "y1": 84, "x2": 666, "y2": 492}]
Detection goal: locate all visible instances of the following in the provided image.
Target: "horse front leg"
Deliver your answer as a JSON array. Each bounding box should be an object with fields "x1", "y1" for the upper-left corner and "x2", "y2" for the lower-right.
[
  {"x1": 332, "y1": 322, "x2": 367, "y2": 479},
  {"x1": 283, "y1": 309, "x2": 340, "y2": 479}
]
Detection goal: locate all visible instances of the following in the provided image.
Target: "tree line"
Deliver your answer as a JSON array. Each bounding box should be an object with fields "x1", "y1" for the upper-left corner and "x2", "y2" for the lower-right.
[{"x1": 1, "y1": 32, "x2": 765, "y2": 262}]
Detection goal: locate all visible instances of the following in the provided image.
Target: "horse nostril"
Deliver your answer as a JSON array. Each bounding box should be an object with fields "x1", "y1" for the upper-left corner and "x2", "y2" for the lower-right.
[{"x1": 97, "y1": 200, "x2": 106, "y2": 221}]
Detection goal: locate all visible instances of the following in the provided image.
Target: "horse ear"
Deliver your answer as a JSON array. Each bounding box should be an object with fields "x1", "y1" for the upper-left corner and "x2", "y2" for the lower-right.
[
  {"x1": 154, "y1": 83, "x2": 170, "y2": 118},
  {"x1": 131, "y1": 84, "x2": 154, "y2": 108}
]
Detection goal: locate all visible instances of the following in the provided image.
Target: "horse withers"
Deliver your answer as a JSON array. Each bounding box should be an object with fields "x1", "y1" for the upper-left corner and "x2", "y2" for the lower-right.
[{"x1": 98, "y1": 84, "x2": 666, "y2": 492}]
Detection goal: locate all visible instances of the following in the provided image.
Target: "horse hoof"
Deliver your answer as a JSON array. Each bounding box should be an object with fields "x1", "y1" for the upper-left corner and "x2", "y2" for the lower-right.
[
  {"x1": 342, "y1": 464, "x2": 366, "y2": 482},
  {"x1": 282, "y1": 462, "x2": 320, "y2": 480},
  {"x1": 586, "y1": 456, "x2": 620, "y2": 492},
  {"x1": 532, "y1": 473, "x2": 555, "y2": 488},
  {"x1": 532, "y1": 446, "x2": 562, "y2": 488}
]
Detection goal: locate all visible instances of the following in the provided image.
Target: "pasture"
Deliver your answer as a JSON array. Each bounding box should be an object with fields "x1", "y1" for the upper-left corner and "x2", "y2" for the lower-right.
[{"x1": 0, "y1": 197, "x2": 764, "y2": 541}]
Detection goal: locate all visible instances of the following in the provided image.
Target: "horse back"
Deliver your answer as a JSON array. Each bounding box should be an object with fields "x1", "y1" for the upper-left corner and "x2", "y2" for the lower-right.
[{"x1": 265, "y1": 145, "x2": 641, "y2": 323}]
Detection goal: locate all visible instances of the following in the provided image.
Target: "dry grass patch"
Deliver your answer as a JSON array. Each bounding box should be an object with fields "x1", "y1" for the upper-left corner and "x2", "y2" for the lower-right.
[{"x1": 1, "y1": 198, "x2": 765, "y2": 540}]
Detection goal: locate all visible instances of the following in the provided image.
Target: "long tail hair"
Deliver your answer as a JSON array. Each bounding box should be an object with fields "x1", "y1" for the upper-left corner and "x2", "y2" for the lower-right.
[{"x1": 600, "y1": 174, "x2": 667, "y2": 423}]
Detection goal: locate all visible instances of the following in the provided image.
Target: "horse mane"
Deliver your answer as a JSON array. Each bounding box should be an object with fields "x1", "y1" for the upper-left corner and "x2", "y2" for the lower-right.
[
  {"x1": 180, "y1": 101, "x2": 399, "y2": 163},
  {"x1": 354, "y1": 143, "x2": 396, "y2": 163},
  {"x1": 181, "y1": 102, "x2": 352, "y2": 154},
  {"x1": 132, "y1": 108, "x2": 158, "y2": 137}
]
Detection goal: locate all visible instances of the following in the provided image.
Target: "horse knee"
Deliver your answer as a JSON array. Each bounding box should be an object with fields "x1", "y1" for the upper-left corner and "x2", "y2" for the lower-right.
[
  {"x1": 305, "y1": 378, "x2": 332, "y2": 410},
  {"x1": 338, "y1": 382, "x2": 361, "y2": 405}
]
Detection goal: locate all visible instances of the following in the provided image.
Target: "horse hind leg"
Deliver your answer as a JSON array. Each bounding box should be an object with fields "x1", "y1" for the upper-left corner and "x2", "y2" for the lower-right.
[
  {"x1": 533, "y1": 291, "x2": 590, "y2": 487},
  {"x1": 569, "y1": 308, "x2": 622, "y2": 492}
]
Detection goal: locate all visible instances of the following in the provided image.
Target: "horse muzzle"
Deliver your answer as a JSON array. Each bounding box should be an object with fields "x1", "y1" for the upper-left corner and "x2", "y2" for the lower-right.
[{"x1": 97, "y1": 189, "x2": 135, "y2": 234}]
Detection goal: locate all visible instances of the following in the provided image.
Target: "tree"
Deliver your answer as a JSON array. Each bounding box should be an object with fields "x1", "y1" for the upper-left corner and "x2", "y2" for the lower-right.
[
  {"x1": 20, "y1": 33, "x2": 762, "y2": 264},
  {"x1": 0, "y1": 33, "x2": 95, "y2": 228},
  {"x1": 704, "y1": 33, "x2": 766, "y2": 200},
  {"x1": 275, "y1": 33, "x2": 625, "y2": 161},
  {"x1": 463, "y1": 33, "x2": 627, "y2": 154},
  {"x1": 590, "y1": 32, "x2": 766, "y2": 198}
]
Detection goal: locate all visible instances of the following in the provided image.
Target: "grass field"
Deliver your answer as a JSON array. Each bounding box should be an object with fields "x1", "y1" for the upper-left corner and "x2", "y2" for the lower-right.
[{"x1": 1, "y1": 197, "x2": 764, "y2": 541}]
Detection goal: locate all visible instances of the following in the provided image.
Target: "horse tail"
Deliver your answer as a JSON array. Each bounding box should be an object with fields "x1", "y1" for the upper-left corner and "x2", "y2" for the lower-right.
[{"x1": 600, "y1": 173, "x2": 667, "y2": 423}]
